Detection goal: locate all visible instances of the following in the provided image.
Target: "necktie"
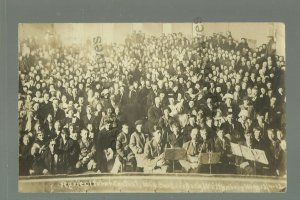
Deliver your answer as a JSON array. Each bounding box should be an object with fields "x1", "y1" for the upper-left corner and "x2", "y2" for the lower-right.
[{"x1": 192, "y1": 142, "x2": 196, "y2": 155}]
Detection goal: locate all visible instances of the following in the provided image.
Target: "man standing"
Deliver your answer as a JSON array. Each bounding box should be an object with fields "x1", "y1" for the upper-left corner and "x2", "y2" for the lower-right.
[
  {"x1": 147, "y1": 97, "x2": 162, "y2": 133},
  {"x1": 51, "y1": 98, "x2": 66, "y2": 126},
  {"x1": 266, "y1": 36, "x2": 276, "y2": 57},
  {"x1": 96, "y1": 120, "x2": 115, "y2": 173},
  {"x1": 158, "y1": 107, "x2": 172, "y2": 145},
  {"x1": 82, "y1": 105, "x2": 95, "y2": 129},
  {"x1": 214, "y1": 128, "x2": 231, "y2": 173}
]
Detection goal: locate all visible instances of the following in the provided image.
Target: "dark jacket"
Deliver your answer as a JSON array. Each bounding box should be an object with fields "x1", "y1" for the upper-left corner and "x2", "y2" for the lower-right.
[{"x1": 116, "y1": 131, "x2": 134, "y2": 161}]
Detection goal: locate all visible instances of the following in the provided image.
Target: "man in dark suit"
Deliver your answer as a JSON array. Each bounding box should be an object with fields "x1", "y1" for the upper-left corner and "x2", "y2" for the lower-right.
[
  {"x1": 235, "y1": 132, "x2": 256, "y2": 175},
  {"x1": 252, "y1": 127, "x2": 269, "y2": 175},
  {"x1": 252, "y1": 113, "x2": 269, "y2": 140},
  {"x1": 146, "y1": 84, "x2": 158, "y2": 108},
  {"x1": 265, "y1": 128, "x2": 280, "y2": 175},
  {"x1": 42, "y1": 113, "x2": 55, "y2": 142},
  {"x1": 125, "y1": 82, "x2": 140, "y2": 126},
  {"x1": 95, "y1": 120, "x2": 108, "y2": 173},
  {"x1": 239, "y1": 96, "x2": 254, "y2": 119},
  {"x1": 64, "y1": 108, "x2": 81, "y2": 130},
  {"x1": 82, "y1": 105, "x2": 95, "y2": 129},
  {"x1": 77, "y1": 96, "x2": 87, "y2": 119},
  {"x1": 220, "y1": 113, "x2": 244, "y2": 143},
  {"x1": 221, "y1": 93, "x2": 239, "y2": 118},
  {"x1": 96, "y1": 120, "x2": 117, "y2": 173},
  {"x1": 214, "y1": 128, "x2": 232, "y2": 173},
  {"x1": 204, "y1": 116, "x2": 217, "y2": 140},
  {"x1": 51, "y1": 98, "x2": 66, "y2": 125},
  {"x1": 76, "y1": 128, "x2": 96, "y2": 172},
  {"x1": 198, "y1": 128, "x2": 216, "y2": 173},
  {"x1": 56, "y1": 128, "x2": 74, "y2": 174},
  {"x1": 199, "y1": 128, "x2": 215, "y2": 153},
  {"x1": 112, "y1": 124, "x2": 136, "y2": 172},
  {"x1": 266, "y1": 36, "x2": 276, "y2": 57},
  {"x1": 158, "y1": 107, "x2": 172, "y2": 145},
  {"x1": 251, "y1": 87, "x2": 260, "y2": 114},
  {"x1": 203, "y1": 97, "x2": 215, "y2": 119},
  {"x1": 39, "y1": 93, "x2": 52, "y2": 122},
  {"x1": 252, "y1": 127, "x2": 267, "y2": 151},
  {"x1": 19, "y1": 134, "x2": 33, "y2": 176},
  {"x1": 167, "y1": 121, "x2": 183, "y2": 148},
  {"x1": 71, "y1": 88, "x2": 79, "y2": 103},
  {"x1": 266, "y1": 96, "x2": 283, "y2": 129},
  {"x1": 236, "y1": 38, "x2": 249, "y2": 52},
  {"x1": 147, "y1": 97, "x2": 162, "y2": 133},
  {"x1": 138, "y1": 80, "x2": 151, "y2": 118},
  {"x1": 40, "y1": 139, "x2": 58, "y2": 175},
  {"x1": 179, "y1": 128, "x2": 201, "y2": 173},
  {"x1": 182, "y1": 115, "x2": 199, "y2": 143}
]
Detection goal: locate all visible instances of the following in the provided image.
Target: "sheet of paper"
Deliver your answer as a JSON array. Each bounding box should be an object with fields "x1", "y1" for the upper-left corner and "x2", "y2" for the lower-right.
[
  {"x1": 164, "y1": 148, "x2": 186, "y2": 160},
  {"x1": 231, "y1": 142, "x2": 243, "y2": 157},
  {"x1": 252, "y1": 149, "x2": 269, "y2": 165},
  {"x1": 240, "y1": 145, "x2": 255, "y2": 161}
]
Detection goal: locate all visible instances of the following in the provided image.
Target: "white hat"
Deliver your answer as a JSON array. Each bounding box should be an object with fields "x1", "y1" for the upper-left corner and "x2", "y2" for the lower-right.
[
  {"x1": 222, "y1": 93, "x2": 233, "y2": 100},
  {"x1": 49, "y1": 88, "x2": 56, "y2": 93},
  {"x1": 102, "y1": 89, "x2": 109, "y2": 95}
]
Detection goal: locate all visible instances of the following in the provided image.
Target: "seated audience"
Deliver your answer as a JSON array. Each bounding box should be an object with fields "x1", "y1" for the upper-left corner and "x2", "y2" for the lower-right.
[{"x1": 18, "y1": 30, "x2": 286, "y2": 176}]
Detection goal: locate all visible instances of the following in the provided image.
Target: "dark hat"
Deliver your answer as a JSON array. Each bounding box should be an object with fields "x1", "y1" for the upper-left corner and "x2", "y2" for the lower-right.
[
  {"x1": 242, "y1": 96, "x2": 250, "y2": 101},
  {"x1": 178, "y1": 74, "x2": 185, "y2": 79},
  {"x1": 67, "y1": 107, "x2": 76, "y2": 114},
  {"x1": 163, "y1": 106, "x2": 171, "y2": 112},
  {"x1": 214, "y1": 127, "x2": 224, "y2": 134},
  {"x1": 222, "y1": 93, "x2": 234, "y2": 100},
  {"x1": 135, "y1": 120, "x2": 143, "y2": 126},
  {"x1": 61, "y1": 128, "x2": 69, "y2": 135}
]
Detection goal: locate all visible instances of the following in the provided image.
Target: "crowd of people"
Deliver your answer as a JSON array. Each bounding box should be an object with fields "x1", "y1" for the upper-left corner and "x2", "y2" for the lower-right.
[{"x1": 18, "y1": 30, "x2": 286, "y2": 177}]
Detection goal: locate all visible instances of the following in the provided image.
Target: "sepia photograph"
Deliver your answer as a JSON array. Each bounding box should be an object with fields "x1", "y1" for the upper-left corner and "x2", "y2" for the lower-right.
[{"x1": 18, "y1": 23, "x2": 286, "y2": 192}]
